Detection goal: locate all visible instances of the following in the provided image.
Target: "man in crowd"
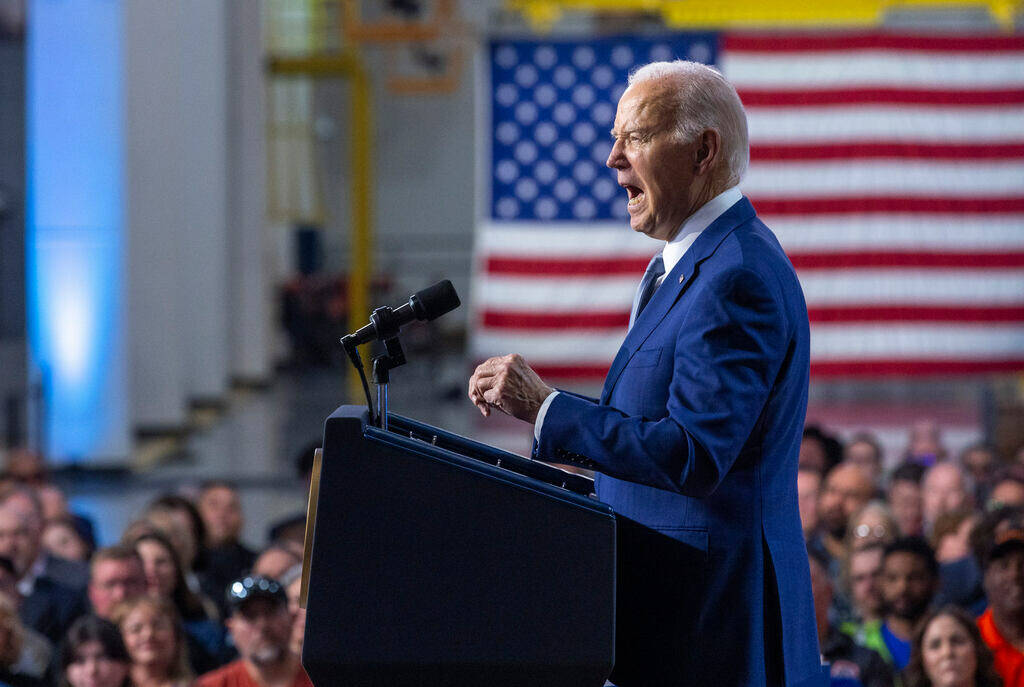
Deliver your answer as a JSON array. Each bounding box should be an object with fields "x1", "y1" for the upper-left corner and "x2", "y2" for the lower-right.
[
  {"x1": 195, "y1": 576, "x2": 311, "y2": 687},
  {"x1": 469, "y1": 60, "x2": 821, "y2": 685},
  {"x1": 815, "y1": 463, "x2": 875, "y2": 565},
  {"x1": 975, "y1": 507, "x2": 1024, "y2": 685},
  {"x1": 921, "y1": 463, "x2": 973, "y2": 536},
  {"x1": 887, "y1": 462, "x2": 924, "y2": 537},
  {"x1": 961, "y1": 443, "x2": 998, "y2": 502},
  {"x1": 844, "y1": 433, "x2": 885, "y2": 492},
  {"x1": 848, "y1": 537, "x2": 939, "y2": 671},
  {"x1": 843, "y1": 543, "x2": 885, "y2": 627},
  {"x1": 989, "y1": 467, "x2": 1024, "y2": 511},
  {"x1": 197, "y1": 481, "x2": 256, "y2": 615},
  {"x1": 809, "y1": 550, "x2": 893, "y2": 687},
  {"x1": 86, "y1": 545, "x2": 146, "y2": 619},
  {"x1": 798, "y1": 467, "x2": 821, "y2": 540}
]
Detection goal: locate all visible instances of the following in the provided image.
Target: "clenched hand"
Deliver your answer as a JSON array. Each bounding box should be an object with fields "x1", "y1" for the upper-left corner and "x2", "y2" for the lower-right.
[{"x1": 468, "y1": 354, "x2": 554, "y2": 424}]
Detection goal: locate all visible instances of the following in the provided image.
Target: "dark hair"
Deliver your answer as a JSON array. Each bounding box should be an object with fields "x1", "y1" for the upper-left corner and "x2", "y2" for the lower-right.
[
  {"x1": 847, "y1": 432, "x2": 883, "y2": 463},
  {"x1": 890, "y1": 461, "x2": 926, "y2": 486},
  {"x1": 902, "y1": 605, "x2": 1000, "y2": 687},
  {"x1": 146, "y1": 494, "x2": 207, "y2": 558},
  {"x1": 59, "y1": 615, "x2": 130, "y2": 687},
  {"x1": 883, "y1": 537, "x2": 939, "y2": 578},
  {"x1": 90, "y1": 544, "x2": 143, "y2": 580},
  {"x1": 970, "y1": 505, "x2": 1024, "y2": 567},
  {"x1": 132, "y1": 531, "x2": 212, "y2": 622},
  {"x1": 803, "y1": 425, "x2": 843, "y2": 474}
]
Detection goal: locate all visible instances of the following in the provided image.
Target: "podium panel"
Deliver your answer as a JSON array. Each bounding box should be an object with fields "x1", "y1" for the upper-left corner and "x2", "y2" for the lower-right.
[{"x1": 302, "y1": 406, "x2": 616, "y2": 687}]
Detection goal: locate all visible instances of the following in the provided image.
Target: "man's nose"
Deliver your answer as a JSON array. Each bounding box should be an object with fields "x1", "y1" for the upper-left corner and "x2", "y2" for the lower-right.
[{"x1": 606, "y1": 139, "x2": 627, "y2": 169}]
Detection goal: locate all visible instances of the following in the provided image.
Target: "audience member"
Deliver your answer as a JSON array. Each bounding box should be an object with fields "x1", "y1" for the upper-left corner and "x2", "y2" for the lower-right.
[
  {"x1": 0, "y1": 500, "x2": 86, "y2": 644},
  {"x1": 194, "y1": 576, "x2": 311, "y2": 687},
  {"x1": 0, "y1": 556, "x2": 52, "y2": 684},
  {"x1": 847, "y1": 501, "x2": 898, "y2": 553},
  {"x1": 988, "y1": 466, "x2": 1024, "y2": 511},
  {"x1": 42, "y1": 515, "x2": 93, "y2": 563},
  {"x1": 1, "y1": 451, "x2": 47, "y2": 488},
  {"x1": 903, "y1": 606, "x2": 1000, "y2": 687},
  {"x1": 801, "y1": 425, "x2": 843, "y2": 474},
  {"x1": 196, "y1": 482, "x2": 255, "y2": 617},
  {"x1": 131, "y1": 532, "x2": 222, "y2": 674},
  {"x1": 960, "y1": 444, "x2": 998, "y2": 504},
  {"x1": 889, "y1": 462, "x2": 925, "y2": 537},
  {"x1": 809, "y1": 549, "x2": 894, "y2": 687},
  {"x1": 846, "y1": 433, "x2": 886, "y2": 491},
  {"x1": 87, "y1": 546, "x2": 147, "y2": 620},
  {"x1": 929, "y1": 511, "x2": 985, "y2": 616},
  {"x1": 143, "y1": 495, "x2": 206, "y2": 585},
  {"x1": 906, "y1": 420, "x2": 947, "y2": 466},
  {"x1": 112, "y1": 596, "x2": 193, "y2": 687},
  {"x1": 922, "y1": 464, "x2": 973, "y2": 537},
  {"x1": 814, "y1": 463, "x2": 875, "y2": 567},
  {"x1": 848, "y1": 538, "x2": 939, "y2": 672},
  {"x1": 0, "y1": 594, "x2": 44, "y2": 687},
  {"x1": 798, "y1": 467, "x2": 821, "y2": 540},
  {"x1": 974, "y1": 509, "x2": 1024, "y2": 685},
  {"x1": 250, "y1": 544, "x2": 301, "y2": 582},
  {"x1": 843, "y1": 544, "x2": 886, "y2": 629},
  {"x1": 0, "y1": 486, "x2": 88, "y2": 590},
  {"x1": 59, "y1": 615, "x2": 131, "y2": 687},
  {"x1": 279, "y1": 565, "x2": 305, "y2": 658}
]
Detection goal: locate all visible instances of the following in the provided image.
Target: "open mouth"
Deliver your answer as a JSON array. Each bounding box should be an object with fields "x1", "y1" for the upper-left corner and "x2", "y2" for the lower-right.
[{"x1": 623, "y1": 184, "x2": 645, "y2": 206}]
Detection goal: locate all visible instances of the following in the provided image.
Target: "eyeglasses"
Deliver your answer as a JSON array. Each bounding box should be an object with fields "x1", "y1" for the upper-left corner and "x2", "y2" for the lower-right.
[{"x1": 854, "y1": 524, "x2": 889, "y2": 540}]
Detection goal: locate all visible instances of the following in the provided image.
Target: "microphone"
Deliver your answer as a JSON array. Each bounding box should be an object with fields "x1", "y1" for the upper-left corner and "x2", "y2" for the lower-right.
[{"x1": 341, "y1": 280, "x2": 461, "y2": 348}]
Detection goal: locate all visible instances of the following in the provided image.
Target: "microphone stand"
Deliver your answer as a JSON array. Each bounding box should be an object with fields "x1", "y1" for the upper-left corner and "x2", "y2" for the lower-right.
[{"x1": 371, "y1": 336, "x2": 406, "y2": 432}]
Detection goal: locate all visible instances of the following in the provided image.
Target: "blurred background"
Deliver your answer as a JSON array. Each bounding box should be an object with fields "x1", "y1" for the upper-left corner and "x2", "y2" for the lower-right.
[{"x1": 0, "y1": 0, "x2": 1022, "y2": 549}]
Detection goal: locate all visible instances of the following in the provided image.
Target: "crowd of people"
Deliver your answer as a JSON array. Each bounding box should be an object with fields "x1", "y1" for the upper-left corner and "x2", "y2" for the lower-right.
[
  {"x1": 0, "y1": 447, "x2": 313, "y2": 687},
  {"x1": 801, "y1": 420, "x2": 1024, "y2": 687}
]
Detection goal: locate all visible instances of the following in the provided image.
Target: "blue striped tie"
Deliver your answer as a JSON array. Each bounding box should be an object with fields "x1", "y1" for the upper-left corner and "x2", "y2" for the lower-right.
[{"x1": 629, "y1": 254, "x2": 665, "y2": 329}]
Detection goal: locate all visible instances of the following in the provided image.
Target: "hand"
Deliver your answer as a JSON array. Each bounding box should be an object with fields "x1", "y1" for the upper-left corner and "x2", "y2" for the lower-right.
[{"x1": 468, "y1": 354, "x2": 554, "y2": 424}]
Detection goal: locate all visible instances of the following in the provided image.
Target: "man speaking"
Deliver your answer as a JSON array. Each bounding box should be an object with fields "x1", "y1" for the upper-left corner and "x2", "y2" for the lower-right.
[{"x1": 469, "y1": 61, "x2": 822, "y2": 686}]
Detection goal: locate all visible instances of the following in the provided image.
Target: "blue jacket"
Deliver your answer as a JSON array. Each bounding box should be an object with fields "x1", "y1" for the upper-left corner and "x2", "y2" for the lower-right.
[{"x1": 536, "y1": 197, "x2": 822, "y2": 686}]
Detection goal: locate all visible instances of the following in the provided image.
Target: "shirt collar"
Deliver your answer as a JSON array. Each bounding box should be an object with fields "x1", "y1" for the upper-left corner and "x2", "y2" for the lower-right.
[{"x1": 661, "y1": 186, "x2": 742, "y2": 275}]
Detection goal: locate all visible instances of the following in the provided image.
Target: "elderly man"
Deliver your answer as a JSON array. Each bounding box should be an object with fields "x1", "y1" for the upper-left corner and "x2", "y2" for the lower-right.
[{"x1": 469, "y1": 61, "x2": 820, "y2": 686}]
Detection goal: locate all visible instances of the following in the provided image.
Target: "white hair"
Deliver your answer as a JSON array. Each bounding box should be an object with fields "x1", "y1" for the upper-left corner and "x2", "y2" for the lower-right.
[{"x1": 627, "y1": 60, "x2": 749, "y2": 187}]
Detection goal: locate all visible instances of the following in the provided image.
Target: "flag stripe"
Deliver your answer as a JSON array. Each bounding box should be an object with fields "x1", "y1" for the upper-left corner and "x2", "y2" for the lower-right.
[
  {"x1": 723, "y1": 33, "x2": 1024, "y2": 53},
  {"x1": 751, "y1": 142, "x2": 1024, "y2": 161},
  {"x1": 740, "y1": 88, "x2": 1024, "y2": 106},
  {"x1": 752, "y1": 197, "x2": 1024, "y2": 214}
]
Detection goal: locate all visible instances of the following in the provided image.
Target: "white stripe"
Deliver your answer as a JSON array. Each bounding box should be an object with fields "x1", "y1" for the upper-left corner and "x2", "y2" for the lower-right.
[
  {"x1": 767, "y1": 215, "x2": 1024, "y2": 251},
  {"x1": 723, "y1": 51, "x2": 1024, "y2": 88},
  {"x1": 476, "y1": 222, "x2": 650, "y2": 256},
  {"x1": 475, "y1": 276, "x2": 636, "y2": 309},
  {"x1": 746, "y1": 106, "x2": 1024, "y2": 143},
  {"x1": 810, "y1": 325, "x2": 1024, "y2": 359},
  {"x1": 799, "y1": 270, "x2": 1024, "y2": 305},
  {"x1": 472, "y1": 331, "x2": 622, "y2": 362},
  {"x1": 742, "y1": 160, "x2": 1024, "y2": 197}
]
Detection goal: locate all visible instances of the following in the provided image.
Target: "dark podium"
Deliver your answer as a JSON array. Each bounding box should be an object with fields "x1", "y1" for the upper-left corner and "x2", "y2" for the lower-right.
[{"x1": 300, "y1": 406, "x2": 616, "y2": 687}]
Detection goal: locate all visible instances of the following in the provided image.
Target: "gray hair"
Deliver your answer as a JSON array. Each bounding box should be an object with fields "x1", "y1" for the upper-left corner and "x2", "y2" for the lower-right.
[{"x1": 627, "y1": 60, "x2": 749, "y2": 187}]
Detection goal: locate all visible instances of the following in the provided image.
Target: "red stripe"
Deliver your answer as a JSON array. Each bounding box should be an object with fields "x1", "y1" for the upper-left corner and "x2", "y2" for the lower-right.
[
  {"x1": 808, "y1": 306, "x2": 1024, "y2": 323},
  {"x1": 740, "y1": 88, "x2": 1024, "y2": 106},
  {"x1": 752, "y1": 196, "x2": 1024, "y2": 214},
  {"x1": 530, "y1": 364, "x2": 612, "y2": 380},
  {"x1": 750, "y1": 142, "x2": 1024, "y2": 161},
  {"x1": 482, "y1": 311, "x2": 628, "y2": 329},
  {"x1": 810, "y1": 359, "x2": 1024, "y2": 376},
  {"x1": 724, "y1": 33, "x2": 1024, "y2": 53},
  {"x1": 790, "y1": 251, "x2": 1024, "y2": 269},
  {"x1": 487, "y1": 256, "x2": 648, "y2": 276},
  {"x1": 480, "y1": 306, "x2": 1024, "y2": 329}
]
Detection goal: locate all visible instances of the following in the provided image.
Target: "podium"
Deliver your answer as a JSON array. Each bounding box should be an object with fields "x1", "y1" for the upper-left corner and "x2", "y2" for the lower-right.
[{"x1": 301, "y1": 406, "x2": 616, "y2": 687}]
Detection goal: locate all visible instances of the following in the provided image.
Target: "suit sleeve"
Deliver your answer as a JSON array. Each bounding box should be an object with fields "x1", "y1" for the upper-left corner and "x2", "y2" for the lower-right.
[{"x1": 536, "y1": 267, "x2": 790, "y2": 498}]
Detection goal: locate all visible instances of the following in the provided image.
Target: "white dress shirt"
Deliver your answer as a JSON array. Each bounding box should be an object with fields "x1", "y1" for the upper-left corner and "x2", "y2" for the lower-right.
[{"x1": 533, "y1": 186, "x2": 743, "y2": 442}]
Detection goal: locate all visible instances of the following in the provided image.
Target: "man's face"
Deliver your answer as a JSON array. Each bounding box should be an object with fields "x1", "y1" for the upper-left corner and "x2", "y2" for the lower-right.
[
  {"x1": 607, "y1": 79, "x2": 708, "y2": 242},
  {"x1": 797, "y1": 470, "x2": 820, "y2": 536},
  {"x1": 227, "y1": 598, "x2": 293, "y2": 667},
  {"x1": 989, "y1": 480, "x2": 1024, "y2": 510},
  {"x1": 983, "y1": 548, "x2": 1024, "y2": 618},
  {"x1": 88, "y1": 558, "x2": 146, "y2": 619},
  {"x1": 0, "y1": 506, "x2": 38, "y2": 576},
  {"x1": 889, "y1": 479, "x2": 923, "y2": 537},
  {"x1": 881, "y1": 551, "x2": 935, "y2": 623},
  {"x1": 198, "y1": 486, "x2": 243, "y2": 546},
  {"x1": 922, "y1": 464, "x2": 970, "y2": 527},
  {"x1": 963, "y1": 448, "x2": 995, "y2": 485},
  {"x1": 845, "y1": 442, "x2": 881, "y2": 485},
  {"x1": 849, "y1": 548, "x2": 884, "y2": 620},
  {"x1": 817, "y1": 464, "x2": 873, "y2": 539}
]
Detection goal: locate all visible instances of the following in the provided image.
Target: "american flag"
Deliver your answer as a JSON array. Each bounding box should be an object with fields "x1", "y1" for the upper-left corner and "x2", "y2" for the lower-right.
[{"x1": 470, "y1": 33, "x2": 1024, "y2": 380}]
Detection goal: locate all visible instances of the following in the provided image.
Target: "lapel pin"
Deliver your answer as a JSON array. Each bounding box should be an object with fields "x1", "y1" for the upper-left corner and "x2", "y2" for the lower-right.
[{"x1": 679, "y1": 274, "x2": 685, "y2": 283}]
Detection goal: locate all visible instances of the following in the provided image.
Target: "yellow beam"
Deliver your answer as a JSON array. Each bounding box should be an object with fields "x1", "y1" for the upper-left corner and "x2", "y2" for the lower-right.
[{"x1": 507, "y1": 0, "x2": 1022, "y2": 29}]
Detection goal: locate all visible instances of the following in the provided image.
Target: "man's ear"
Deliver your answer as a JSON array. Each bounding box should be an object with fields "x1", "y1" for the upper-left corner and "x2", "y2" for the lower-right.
[{"x1": 694, "y1": 129, "x2": 721, "y2": 176}]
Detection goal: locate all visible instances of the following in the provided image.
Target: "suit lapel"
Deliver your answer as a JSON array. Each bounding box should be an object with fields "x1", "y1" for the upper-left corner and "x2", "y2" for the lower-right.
[{"x1": 599, "y1": 197, "x2": 756, "y2": 404}]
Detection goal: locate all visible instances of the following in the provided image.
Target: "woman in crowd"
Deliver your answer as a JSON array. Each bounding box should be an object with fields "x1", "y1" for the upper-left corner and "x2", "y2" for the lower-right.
[
  {"x1": 43, "y1": 514, "x2": 94, "y2": 562},
  {"x1": 59, "y1": 616, "x2": 131, "y2": 687},
  {"x1": 112, "y1": 596, "x2": 193, "y2": 687},
  {"x1": 132, "y1": 532, "x2": 223, "y2": 673},
  {"x1": 903, "y1": 606, "x2": 1000, "y2": 687},
  {"x1": 846, "y1": 501, "x2": 899, "y2": 553}
]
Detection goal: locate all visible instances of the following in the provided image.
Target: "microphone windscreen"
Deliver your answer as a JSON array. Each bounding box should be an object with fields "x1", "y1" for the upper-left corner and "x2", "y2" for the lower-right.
[{"x1": 410, "y1": 280, "x2": 461, "y2": 322}]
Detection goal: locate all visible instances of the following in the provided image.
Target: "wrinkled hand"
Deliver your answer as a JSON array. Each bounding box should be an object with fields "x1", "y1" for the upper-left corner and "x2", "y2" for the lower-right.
[{"x1": 468, "y1": 354, "x2": 554, "y2": 424}]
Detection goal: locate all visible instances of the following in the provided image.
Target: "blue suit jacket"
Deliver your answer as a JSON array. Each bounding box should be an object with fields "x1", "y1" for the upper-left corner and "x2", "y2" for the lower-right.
[{"x1": 536, "y1": 198, "x2": 822, "y2": 686}]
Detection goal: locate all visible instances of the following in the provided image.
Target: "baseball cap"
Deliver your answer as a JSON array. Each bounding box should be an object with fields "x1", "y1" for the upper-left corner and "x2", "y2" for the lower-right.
[
  {"x1": 226, "y1": 576, "x2": 287, "y2": 614},
  {"x1": 987, "y1": 528, "x2": 1024, "y2": 566}
]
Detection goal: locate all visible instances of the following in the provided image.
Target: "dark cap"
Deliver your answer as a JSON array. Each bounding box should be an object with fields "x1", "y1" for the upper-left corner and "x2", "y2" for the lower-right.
[
  {"x1": 987, "y1": 528, "x2": 1024, "y2": 566},
  {"x1": 226, "y1": 576, "x2": 287, "y2": 614}
]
